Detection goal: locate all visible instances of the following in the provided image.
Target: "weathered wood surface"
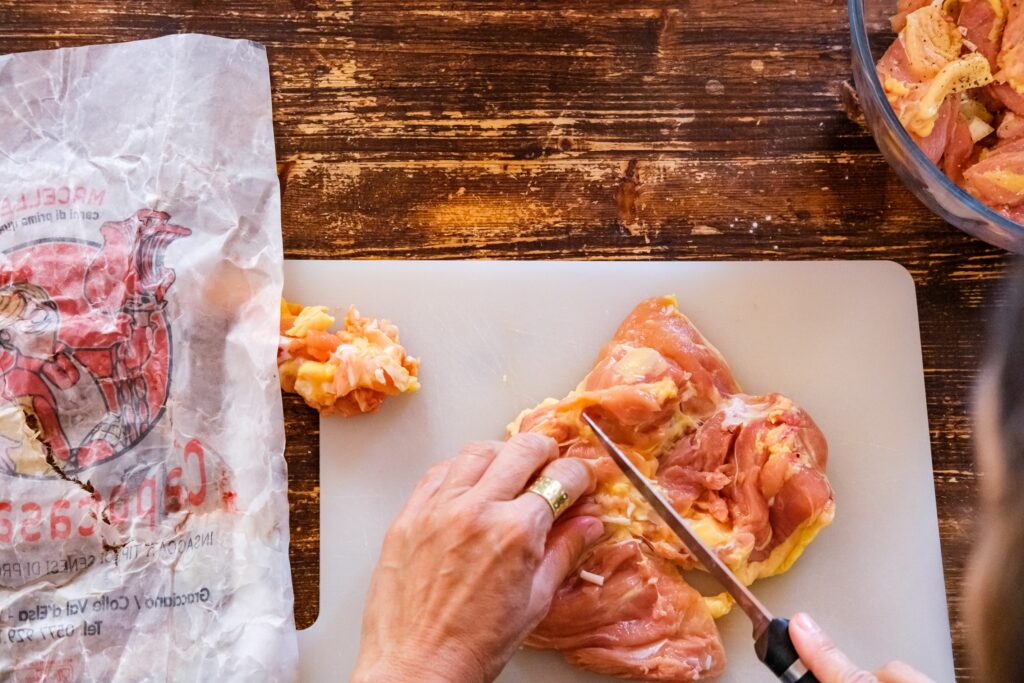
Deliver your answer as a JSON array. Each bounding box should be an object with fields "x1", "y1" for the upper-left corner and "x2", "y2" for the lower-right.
[{"x1": 0, "y1": 1, "x2": 1009, "y2": 679}]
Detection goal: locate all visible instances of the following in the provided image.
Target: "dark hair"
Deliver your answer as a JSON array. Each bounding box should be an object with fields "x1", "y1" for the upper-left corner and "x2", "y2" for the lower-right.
[
  {"x1": 968, "y1": 261, "x2": 1024, "y2": 683},
  {"x1": 994, "y1": 266, "x2": 1024, "y2": 487}
]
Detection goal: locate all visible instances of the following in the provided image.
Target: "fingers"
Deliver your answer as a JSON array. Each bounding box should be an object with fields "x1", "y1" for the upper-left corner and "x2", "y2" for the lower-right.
[
  {"x1": 474, "y1": 433, "x2": 559, "y2": 499},
  {"x1": 528, "y1": 515, "x2": 605, "y2": 618},
  {"x1": 790, "y1": 613, "x2": 878, "y2": 683},
  {"x1": 876, "y1": 661, "x2": 936, "y2": 683},
  {"x1": 791, "y1": 614, "x2": 933, "y2": 683},
  {"x1": 514, "y1": 456, "x2": 597, "y2": 530},
  {"x1": 400, "y1": 459, "x2": 453, "y2": 514},
  {"x1": 441, "y1": 440, "x2": 503, "y2": 493}
]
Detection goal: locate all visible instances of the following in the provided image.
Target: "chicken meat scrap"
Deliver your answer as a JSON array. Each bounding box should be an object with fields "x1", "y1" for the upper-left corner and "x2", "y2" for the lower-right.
[
  {"x1": 278, "y1": 299, "x2": 420, "y2": 416},
  {"x1": 510, "y1": 296, "x2": 835, "y2": 681}
]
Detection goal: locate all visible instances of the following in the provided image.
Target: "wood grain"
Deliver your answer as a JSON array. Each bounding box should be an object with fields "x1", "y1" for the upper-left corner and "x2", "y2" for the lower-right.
[{"x1": 0, "y1": 1, "x2": 1009, "y2": 679}]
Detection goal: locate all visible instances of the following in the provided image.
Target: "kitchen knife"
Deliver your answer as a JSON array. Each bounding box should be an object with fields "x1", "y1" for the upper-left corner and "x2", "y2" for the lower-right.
[{"x1": 581, "y1": 412, "x2": 819, "y2": 683}]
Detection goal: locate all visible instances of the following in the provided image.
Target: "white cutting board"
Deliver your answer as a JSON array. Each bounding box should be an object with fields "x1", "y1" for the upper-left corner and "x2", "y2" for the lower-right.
[{"x1": 288, "y1": 261, "x2": 955, "y2": 683}]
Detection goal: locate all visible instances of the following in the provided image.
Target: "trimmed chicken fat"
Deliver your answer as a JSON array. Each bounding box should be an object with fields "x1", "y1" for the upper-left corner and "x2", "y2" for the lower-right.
[{"x1": 278, "y1": 299, "x2": 420, "y2": 416}]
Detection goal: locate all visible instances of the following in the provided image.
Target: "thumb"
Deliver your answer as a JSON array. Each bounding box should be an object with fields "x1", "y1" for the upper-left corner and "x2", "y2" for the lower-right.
[
  {"x1": 790, "y1": 613, "x2": 878, "y2": 683},
  {"x1": 528, "y1": 515, "x2": 604, "y2": 617}
]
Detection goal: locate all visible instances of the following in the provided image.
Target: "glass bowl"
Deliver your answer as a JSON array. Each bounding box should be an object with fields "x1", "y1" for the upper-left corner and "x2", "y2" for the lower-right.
[{"x1": 849, "y1": 0, "x2": 1024, "y2": 252}]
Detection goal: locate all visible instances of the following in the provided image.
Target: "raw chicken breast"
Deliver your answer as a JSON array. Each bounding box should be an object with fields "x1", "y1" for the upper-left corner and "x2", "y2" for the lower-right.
[
  {"x1": 964, "y1": 136, "x2": 1024, "y2": 205},
  {"x1": 511, "y1": 296, "x2": 834, "y2": 681},
  {"x1": 959, "y1": 0, "x2": 1006, "y2": 68},
  {"x1": 528, "y1": 539, "x2": 726, "y2": 682},
  {"x1": 877, "y1": 5, "x2": 993, "y2": 139},
  {"x1": 658, "y1": 394, "x2": 834, "y2": 584},
  {"x1": 997, "y1": 0, "x2": 1024, "y2": 91}
]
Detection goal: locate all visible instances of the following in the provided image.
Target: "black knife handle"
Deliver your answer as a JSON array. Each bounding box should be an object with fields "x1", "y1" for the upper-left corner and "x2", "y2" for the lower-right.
[{"x1": 754, "y1": 618, "x2": 820, "y2": 683}]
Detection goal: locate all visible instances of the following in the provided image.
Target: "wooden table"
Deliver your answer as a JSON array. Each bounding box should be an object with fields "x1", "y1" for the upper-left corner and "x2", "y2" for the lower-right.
[{"x1": 0, "y1": 2, "x2": 1008, "y2": 679}]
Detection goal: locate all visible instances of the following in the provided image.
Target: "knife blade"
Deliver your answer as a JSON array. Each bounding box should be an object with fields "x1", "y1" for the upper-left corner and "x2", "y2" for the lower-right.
[{"x1": 580, "y1": 411, "x2": 819, "y2": 683}]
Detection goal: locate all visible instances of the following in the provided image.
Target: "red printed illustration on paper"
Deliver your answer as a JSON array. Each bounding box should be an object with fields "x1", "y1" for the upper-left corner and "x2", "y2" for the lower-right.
[
  {"x1": 13, "y1": 657, "x2": 77, "y2": 683},
  {"x1": 0, "y1": 209, "x2": 190, "y2": 477}
]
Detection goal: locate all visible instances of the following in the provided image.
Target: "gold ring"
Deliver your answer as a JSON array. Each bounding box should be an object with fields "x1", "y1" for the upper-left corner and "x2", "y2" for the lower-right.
[{"x1": 526, "y1": 475, "x2": 570, "y2": 519}]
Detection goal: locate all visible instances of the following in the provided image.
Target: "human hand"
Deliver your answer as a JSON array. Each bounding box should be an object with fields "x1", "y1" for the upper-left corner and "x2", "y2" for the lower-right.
[
  {"x1": 790, "y1": 613, "x2": 935, "y2": 683},
  {"x1": 352, "y1": 433, "x2": 603, "y2": 683}
]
